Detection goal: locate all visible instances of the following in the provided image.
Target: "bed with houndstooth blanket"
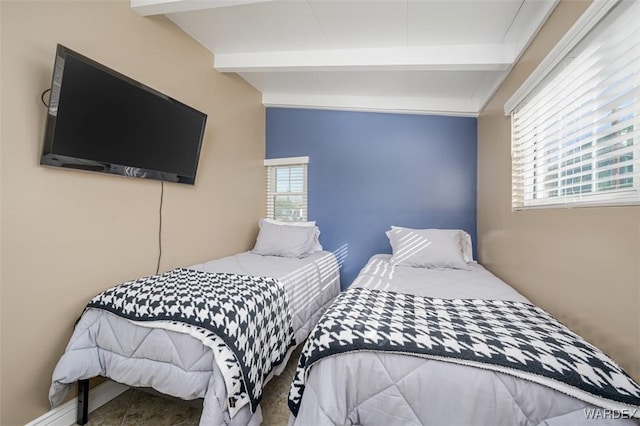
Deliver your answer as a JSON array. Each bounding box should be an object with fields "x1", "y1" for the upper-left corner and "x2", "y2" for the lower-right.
[
  {"x1": 49, "y1": 250, "x2": 340, "y2": 426},
  {"x1": 289, "y1": 255, "x2": 640, "y2": 425}
]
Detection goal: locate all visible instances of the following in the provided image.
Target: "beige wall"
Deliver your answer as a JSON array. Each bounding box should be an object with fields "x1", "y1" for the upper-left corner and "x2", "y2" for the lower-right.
[
  {"x1": 478, "y1": 0, "x2": 640, "y2": 383},
  {"x1": 0, "y1": 1, "x2": 265, "y2": 424}
]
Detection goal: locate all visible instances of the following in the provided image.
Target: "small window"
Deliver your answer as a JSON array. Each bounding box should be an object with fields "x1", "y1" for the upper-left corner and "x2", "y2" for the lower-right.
[
  {"x1": 264, "y1": 157, "x2": 309, "y2": 221},
  {"x1": 507, "y1": 0, "x2": 639, "y2": 209}
]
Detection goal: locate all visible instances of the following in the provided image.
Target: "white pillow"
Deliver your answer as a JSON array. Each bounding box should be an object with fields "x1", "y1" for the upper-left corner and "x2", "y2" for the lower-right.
[
  {"x1": 263, "y1": 218, "x2": 323, "y2": 252},
  {"x1": 388, "y1": 226, "x2": 471, "y2": 270},
  {"x1": 252, "y1": 219, "x2": 319, "y2": 258}
]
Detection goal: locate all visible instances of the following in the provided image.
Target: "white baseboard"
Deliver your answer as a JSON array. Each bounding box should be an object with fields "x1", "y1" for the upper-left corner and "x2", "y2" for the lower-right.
[{"x1": 26, "y1": 381, "x2": 129, "y2": 426}]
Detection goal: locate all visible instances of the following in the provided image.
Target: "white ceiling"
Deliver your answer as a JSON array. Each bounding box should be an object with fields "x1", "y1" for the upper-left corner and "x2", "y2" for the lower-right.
[{"x1": 131, "y1": 0, "x2": 559, "y2": 117}]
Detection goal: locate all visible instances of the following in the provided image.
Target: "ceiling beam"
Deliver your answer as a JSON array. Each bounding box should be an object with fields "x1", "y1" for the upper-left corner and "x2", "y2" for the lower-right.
[
  {"x1": 130, "y1": 0, "x2": 275, "y2": 16},
  {"x1": 262, "y1": 93, "x2": 480, "y2": 117},
  {"x1": 214, "y1": 45, "x2": 514, "y2": 73}
]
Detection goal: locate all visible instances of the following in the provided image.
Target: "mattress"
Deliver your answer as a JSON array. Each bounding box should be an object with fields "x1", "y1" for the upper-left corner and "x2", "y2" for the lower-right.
[
  {"x1": 290, "y1": 255, "x2": 640, "y2": 426},
  {"x1": 351, "y1": 254, "x2": 530, "y2": 302},
  {"x1": 49, "y1": 250, "x2": 340, "y2": 426}
]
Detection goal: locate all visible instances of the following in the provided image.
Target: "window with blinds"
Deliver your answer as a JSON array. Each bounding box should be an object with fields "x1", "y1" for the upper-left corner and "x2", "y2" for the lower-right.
[
  {"x1": 264, "y1": 157, "x2": 308, "y2": 221},
  {"x1": 510, "y1": 0, "x2": 639, "y2": 209}
]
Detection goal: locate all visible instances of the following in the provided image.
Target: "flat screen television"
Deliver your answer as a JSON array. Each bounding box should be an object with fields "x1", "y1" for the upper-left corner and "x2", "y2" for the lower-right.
[{"x1": 41, "y1": 44, "x2": 207, "y2": 185}]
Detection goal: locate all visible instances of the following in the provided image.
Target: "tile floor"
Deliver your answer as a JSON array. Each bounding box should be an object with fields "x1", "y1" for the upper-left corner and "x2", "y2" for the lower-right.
[{"x1": 84, "y1": 346, "x2": 300, "y2": 426}]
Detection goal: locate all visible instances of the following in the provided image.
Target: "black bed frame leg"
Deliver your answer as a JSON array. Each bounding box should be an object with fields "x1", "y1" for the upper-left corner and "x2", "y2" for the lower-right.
[{"x1": 77, "y1": 379, "x2": 89, "y2": 425}]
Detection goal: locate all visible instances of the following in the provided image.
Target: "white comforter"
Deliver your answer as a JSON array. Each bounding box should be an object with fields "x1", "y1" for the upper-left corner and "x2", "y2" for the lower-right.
[
  {"x1": 290, "y1": 255, "x2": 640, "y2": 426},
  {"x1": 49, "y1": 251, "x2": 340, "y2": 425}
]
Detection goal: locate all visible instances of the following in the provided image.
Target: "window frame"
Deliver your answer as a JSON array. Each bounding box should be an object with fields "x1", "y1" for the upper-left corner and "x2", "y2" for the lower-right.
[
  {"x1": 505, "y1": 0, "x2": 640, "y2": 210},
  {"x1": 264, "y1": 156, "x2": 309, "y2": 222}
]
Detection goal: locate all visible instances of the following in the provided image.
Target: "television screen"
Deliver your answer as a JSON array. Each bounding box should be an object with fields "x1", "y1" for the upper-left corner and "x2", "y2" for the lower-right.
[{"x1": 41, "y1": 44, "x2": 207, "y2": 185}]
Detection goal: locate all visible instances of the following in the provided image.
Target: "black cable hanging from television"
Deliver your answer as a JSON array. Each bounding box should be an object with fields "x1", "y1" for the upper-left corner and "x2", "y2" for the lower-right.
[
  {"x1": 156, "y1": 181, "x2": 164, "y2": 274},
  {"x1": 41, "y1": 88, "x2": 51, "y2": 108}
]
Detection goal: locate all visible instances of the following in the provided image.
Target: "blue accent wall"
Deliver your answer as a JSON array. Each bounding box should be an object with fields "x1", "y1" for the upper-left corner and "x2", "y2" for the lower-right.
[{"x1": 266, "y1": 108, "x2": 477, "y2": 288}]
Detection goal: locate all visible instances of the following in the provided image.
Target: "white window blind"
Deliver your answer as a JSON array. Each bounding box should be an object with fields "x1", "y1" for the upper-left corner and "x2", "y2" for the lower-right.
[
  {"x1": 265, "y1": 157, "x2": 309, "y2": 221},
  {"x1": 510, "y1": 0, "x2": 640, "y2": 209}
]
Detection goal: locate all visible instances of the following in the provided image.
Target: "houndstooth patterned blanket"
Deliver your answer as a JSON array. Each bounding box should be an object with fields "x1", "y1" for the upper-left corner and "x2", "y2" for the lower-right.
[
  {"x1": 86, "y1": 268, "x2": 295, "y2": 416},
  {"x1": 288, "y1": 287, "x2": 640, "y2": 417}
]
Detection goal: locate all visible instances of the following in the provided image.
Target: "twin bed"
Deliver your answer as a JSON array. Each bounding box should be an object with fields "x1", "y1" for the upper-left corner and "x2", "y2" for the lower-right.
[
  {"x1": 288, "y1": 227, "x2": 640, "y2": 425},
  {"x1": 50, "y1": 223, "x2": 640, "y2": 425},
  {"x1": 49, "y1": 219, "x2": 340, "y2": 425}
]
